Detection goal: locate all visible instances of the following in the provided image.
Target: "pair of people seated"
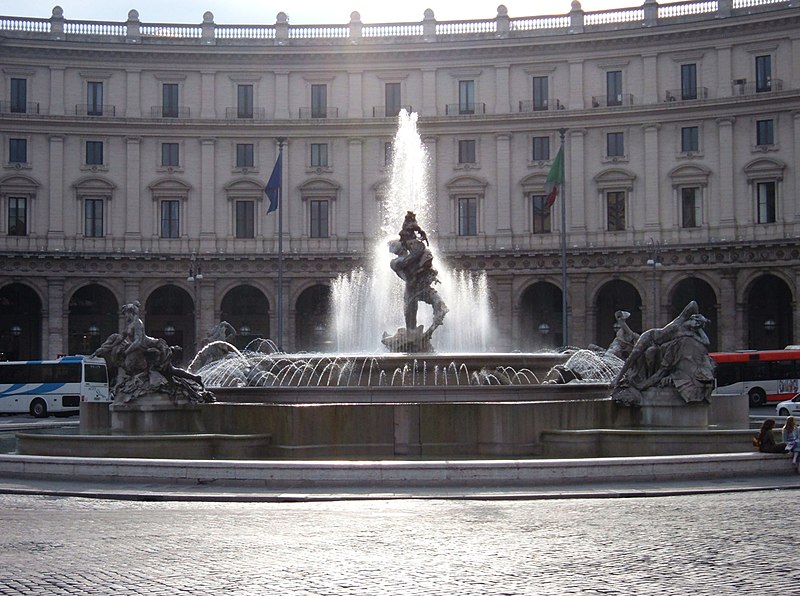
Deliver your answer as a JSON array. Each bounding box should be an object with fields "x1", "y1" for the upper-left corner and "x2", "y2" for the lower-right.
[{"x1": 755, "y1": 416, "x2": 800, "y2": 472}]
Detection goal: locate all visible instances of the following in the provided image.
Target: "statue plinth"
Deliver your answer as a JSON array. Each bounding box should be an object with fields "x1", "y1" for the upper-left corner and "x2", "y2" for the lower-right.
[
  {"x1": 110, "y1": 393, "x2": 205, "y2": 435},
  {"x1": 627, "y1": 387, "x2": 709, "y2": 429},
  {"x1": 381, "y1": 325, "x2": 433, "y2": 353}
]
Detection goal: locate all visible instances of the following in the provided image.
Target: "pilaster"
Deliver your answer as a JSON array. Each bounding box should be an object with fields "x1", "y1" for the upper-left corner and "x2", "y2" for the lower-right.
[
  {"x1": 49, "y1": 66, "x2": 65, "y2": 116},
  {"x1": 46, "y1": 277, "x2": 65, "y2": 359},
  {"x1": 716, "y1": 117, "x2": 736, "y2": 231},
  {"x1": 125, "y1": 137, "x2": 142, "y2": 251},
  {"x1": 643, "y1": 123, "x2": 661, "y2": 229},
  {"x1": 125, "y1": 69, "x2": 141, "y2": 118},
  {"x1": 348, "y1": 71, "x2": 363, "y2": 118},
  {"x1": 422, "y1": 68, "x2": 437, "y2": 116},
  {"x1": 348, "y1": 138, "x2": 364, "y2": 247},
  {"x1": 200, "y1": 71, "x2": 216, "y2": 119},
  {"x1": 47, "y1": 135, "x2": 65, "y2": 250},
  {"x1": 495, "y1": 133, "x2": 512, "y2": 242},
  {"x1": 199, "y1": 138, "x2": 217, "y2": 252}
]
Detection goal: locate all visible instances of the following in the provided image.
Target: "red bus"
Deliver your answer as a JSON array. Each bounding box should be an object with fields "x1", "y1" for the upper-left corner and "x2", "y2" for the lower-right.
[{"x1": 711, "y1": 349, "x2": 800, "y2": 407}]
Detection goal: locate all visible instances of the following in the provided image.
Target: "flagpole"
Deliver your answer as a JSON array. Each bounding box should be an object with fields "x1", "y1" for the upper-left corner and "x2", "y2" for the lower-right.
[
  {"x1": 558, "y1": 127, "x2": 568, "y2": 347},
  {"x1": 276, "y1": 137, "x2": 286, "y2": 352}
]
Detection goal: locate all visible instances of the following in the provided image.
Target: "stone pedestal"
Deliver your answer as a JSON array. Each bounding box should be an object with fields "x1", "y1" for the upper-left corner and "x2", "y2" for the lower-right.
[
  {"x1": 110, "y1": 394, "x2": 205, "y2": 435},
  {"x1": 637, "y1": 387, "x2": 709, "y2": 428}
]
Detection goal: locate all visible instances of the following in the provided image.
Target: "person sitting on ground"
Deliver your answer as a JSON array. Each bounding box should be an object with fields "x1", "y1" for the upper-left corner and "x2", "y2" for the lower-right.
[
  {"x1": 754, "y1": 418, "x2": 786, "y2": 453},
  {"x1": 782, "y1": 416, "x2": 800, "y2": 470}
]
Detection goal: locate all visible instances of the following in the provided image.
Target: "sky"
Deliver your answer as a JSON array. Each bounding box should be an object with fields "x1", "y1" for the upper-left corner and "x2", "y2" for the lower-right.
[{"x1": 1, "y1": 0, "x2": 652, "y2": 25}]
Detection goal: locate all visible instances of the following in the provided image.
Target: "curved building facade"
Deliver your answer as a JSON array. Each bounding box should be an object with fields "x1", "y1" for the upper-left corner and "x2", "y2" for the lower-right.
[{"x1": 0, "y1": 1, "x2": 798, "y2": 358}]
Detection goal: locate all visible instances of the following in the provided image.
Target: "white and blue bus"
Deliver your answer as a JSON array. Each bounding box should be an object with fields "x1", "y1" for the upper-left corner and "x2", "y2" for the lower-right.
[{"x1": 0, "y1": 356, "x2": 109, "y2": 417}]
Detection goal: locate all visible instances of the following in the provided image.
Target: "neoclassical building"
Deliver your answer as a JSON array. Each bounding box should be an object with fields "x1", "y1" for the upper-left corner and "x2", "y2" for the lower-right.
[{"x1": 0, "y1": 0, "x2": 799, "y2": 360}]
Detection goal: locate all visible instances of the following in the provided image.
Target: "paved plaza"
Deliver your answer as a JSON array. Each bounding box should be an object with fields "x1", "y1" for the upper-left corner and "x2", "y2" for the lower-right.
[{"x1": 0, "y1": 490, "x2": 798, "y2": 594}]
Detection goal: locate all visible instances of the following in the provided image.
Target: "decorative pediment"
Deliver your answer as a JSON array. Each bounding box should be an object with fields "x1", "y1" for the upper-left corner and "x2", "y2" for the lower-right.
[
  {"x1": 743, "y1": 157, "x2": 785, "y2": 181},
  {"x1": 148, "y1": 177, "x2": 192, "y2": 200},
  {"x1": 520, "y1": 173, "x2": 548, "y2": 192},
  {"x1": 73, "y1": 175, "x2": 116, "y2": 193},
  {"x1": 667, "y1": 164, "x2": 711, "y2": 187},
  {"x1": 224, "y1": 177, "x2": 266, "y2": 200},
  {"x1": 0, "y1": 173, "x2": 40, "y2": 194},
  {"x1": 299, "y1": 177, "x2": 340, "y2": 200},
  {"x1": 593, "y1": 168, "x2": 636, "y2": 191},
  {"x1": 445, "y1": 174, "x2": 488, "y2": 194}
]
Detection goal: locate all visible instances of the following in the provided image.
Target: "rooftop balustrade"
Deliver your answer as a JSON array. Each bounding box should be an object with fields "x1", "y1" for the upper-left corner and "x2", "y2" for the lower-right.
[{"x1": 0, "y1": 0, "x2": 791, "y2": 45}]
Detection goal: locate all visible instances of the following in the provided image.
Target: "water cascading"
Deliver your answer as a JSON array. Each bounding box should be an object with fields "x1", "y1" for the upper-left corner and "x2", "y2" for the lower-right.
[{"x1": 332, "y1": 110, "x2": 494, "y2": 353}]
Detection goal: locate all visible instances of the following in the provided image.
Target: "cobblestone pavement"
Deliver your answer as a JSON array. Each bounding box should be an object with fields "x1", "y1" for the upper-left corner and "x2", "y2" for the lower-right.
[{"x1": 0, "y1": 491, "x2": 798, "y2": 595}]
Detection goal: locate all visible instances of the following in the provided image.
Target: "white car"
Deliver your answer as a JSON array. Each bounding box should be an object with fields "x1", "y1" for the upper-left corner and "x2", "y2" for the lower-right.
[{"x1": 775, "y1": 394, "x2": 800, "y2": 417}]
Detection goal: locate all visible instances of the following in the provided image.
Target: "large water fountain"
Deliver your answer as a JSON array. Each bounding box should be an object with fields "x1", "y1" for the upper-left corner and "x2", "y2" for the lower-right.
[{"x1": 15, "y1": 112, "x2": 750, "y2": 463}]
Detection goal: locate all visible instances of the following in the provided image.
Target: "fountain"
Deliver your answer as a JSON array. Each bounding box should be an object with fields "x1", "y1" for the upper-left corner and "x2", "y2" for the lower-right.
[{"x1": 13, "y1": 112, "x2": 752, "y2": 463}]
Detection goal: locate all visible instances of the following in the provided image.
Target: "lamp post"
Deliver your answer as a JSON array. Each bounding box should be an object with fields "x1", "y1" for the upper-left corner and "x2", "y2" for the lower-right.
[{"x1": 646, "y1": 238, "x2": 662, "y2": 328}]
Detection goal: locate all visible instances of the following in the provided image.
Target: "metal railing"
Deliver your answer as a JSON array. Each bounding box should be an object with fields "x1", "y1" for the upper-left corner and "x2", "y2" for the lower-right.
[
  {"x1": 664, "y1": 87, "x2": 709, "y2": 102},
  {"x1": 299, "y1": 107, "x2": 339, "y2": 119},
  {"x1": 0, "y1": 100, "x2": 40, "y2": 114},
  {"x1": 224, "y1": 107, "x2": 267, "y2": 119},
  {"x1": 591, "y1": 94, "x2": 635, "y2": 108},
  {"x1": 445, "y1": 103, "x2": 486, "y2": 116},
  {"x1": 372, "y1": 105, "x2": 413, "y2": 117},
  {"x1": 75, "y1": 104, "x2": 117, "y2": 116},
  {"x1": 149, "y1": 105, "x2": 191, "y2": 118},
  {"x1": 518, "y1": 99, "x2": 564, "y2": 112},
  {"x1": 731, "y1": 79, "x2": 784, "y2": 95}
]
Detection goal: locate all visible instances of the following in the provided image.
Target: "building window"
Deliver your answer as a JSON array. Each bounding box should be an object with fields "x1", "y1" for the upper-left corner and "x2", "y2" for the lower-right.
[
  {"x1": 606, "y1": 71, "x2": 622, "y2": 106},
  {"x1": 10, "y1": 78, "x2": 27, "y2": 113},
  {"x1": 9, "y1": 138, "x2": 27, "y2": 164},
  {"x1": 311, "y1": 84, "x2": 327, "y2": 118},
  {"x1": 756, "y1": 119, "x2": 774, "y2": 146},
  {"x1": 532, "y1": 76, "x2": 549, "y2": 110},
  {"x1": 680, "y1": 64, "x2": 697, "y2": 100},
  {"x1": 310, "y1": 199, "x2": 329, "y2": 238},
  {"x1": 87, "y1": 81, "x2": 103, "y2": 116},
  {"x1": 85, "y1": 141, "x2": 104, "y2": 166},
  {"x1": 160, "y1": 200, "x2": 180, "y2": 238},
  {"x1": 8, "y1": 197, "x2": 27, "y2": 236},
  {"x1": 385, "y1": 82, "x2": 401, "y2": 117},
  {"x1": 681, "y1": 127, "x2": 699, "y2": 153},
  {"x1": 531, "y1": 194, "x2": 551, "y2": 234},
  {"x1": 606, "y1": 132, "x2": 624, "y2": 157},
  {"x1": 458, "y1": 140, "x2": 476, "y2": 164},
  {"x1": 606, "y1": 191, "x2": 626, "y2": 231},
  {"x1": 235, "y1": 200, "x2": 255, "y2": 238},
  {"x1": 755, "y1": 55, "x2": 772, "y2": 92},
  {"x1": 162, "y1": 83, "x2": 179, "y2": 118},
  {"x1": 458, "y1": 197, "x2": 478, "y2": 236},
  {"x1": 84, "y1": 198, "x2": 104, "y2": 238},
  {"x1": 459, "y1": 80, "x2": 475, "y2": 114},
  {"x1": 532, "y1": 136, "x2": 550, "y2": 161},
  {"x1": 757, "y1": 181, "x2": 776, "y2": 223},
  {"x1": 236, "y1": 143, "x2": 254, "y2": 168},
  {"x1": 310, "y1": 143, "x2": 329, "y2": 168},
  {"x1": 237, "y1": 84, "x2": 253, "y2": 118},
  {"x1": 384, "y1": 142, "x2": 393, "y2": 167},
  {"x1": 161, "y1": 143, "x2": 179, "y2": 167},
  {"x1": 681, "y1": 187, "x2": 701, "y2": 228}
]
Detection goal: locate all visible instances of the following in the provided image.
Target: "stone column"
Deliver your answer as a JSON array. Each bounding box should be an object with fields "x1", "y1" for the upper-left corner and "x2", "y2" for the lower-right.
[
  {"x1": 794, "y1": 112, "x2": 800, "y2": 221},
  {"x1": 716, "y1": 45, "x2": 732, "y2": 99},
  {"x1": 643, "y1": 123, "x2": 660, "y2": 230},
  {"x1": 49, "y1": 66, "x2": 65, "y2": 116},
  {"x1": 568, "y1": 60, "x2": 584, "y2": 109},
  {"x1": 196, "y1": 279, "x2": 215, "y2": 356},
  {"x1": 492, "y1": 274, "x2": 514, "y2": 352},
  {"x1": 568, "y1": 129, "x2": 586, "y2": 234},
  {"x1": 347, "y1": 138, "x2": 364, "y2": 249},
  {"x1": 124, "y1": 137, "x2": 142, "y2": 251},
  {"x1": 275, "y1": 71, "x2": 290, "y2": 119},
  {"x1": 568, "y1": 273, "x2": 589, "y2": 348},
  {"x1": 348, "y1": 71, "x2": 363, "y2": 118},
  {"x1": 718, "y1": 271, "x2": 738, "y2": 351},
  {"x1": 495, "y1": 64, "x2": 510, "y2": 113},
  {"x1": 422, "y1": 136, "x2": 439, "y2": 228},
  {"x1": 495, "y1": 133, "x2": 512, "y2": 246},
  {"x1": 422, "y1": 68, "x2": 437, "y2": 116},
  {"x1": 46, "y1": 277, "x2": 65, "y2": 359},
  {"x1": 716, "y1": 117, "x2": 736, "y2": 235},
  {"x1": 47, "y1": 135, "x2": 65, "y2": 251},
  {"x1": 200, "y1": 71, "x2": 216, "y2": 119},
  {"x1": 642, "y1": 53, "x2": 658, "y2": 104},
  {"x1": 125, "y1": 69, "x2": 141, "y2": 118},
  {"x1": 199, "y1": 138, "x2": 216, "y2": 252}
]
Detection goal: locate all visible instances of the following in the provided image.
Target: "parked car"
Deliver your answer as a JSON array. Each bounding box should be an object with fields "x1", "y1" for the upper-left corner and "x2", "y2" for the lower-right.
[{"x1": 775, "y1": 393, "x2": 800, "y2": 417}]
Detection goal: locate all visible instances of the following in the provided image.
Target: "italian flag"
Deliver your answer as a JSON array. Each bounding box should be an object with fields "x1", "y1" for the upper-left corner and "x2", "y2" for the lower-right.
[{"x1": 544, "y1": 146, "x2": 564, "y2": 208}]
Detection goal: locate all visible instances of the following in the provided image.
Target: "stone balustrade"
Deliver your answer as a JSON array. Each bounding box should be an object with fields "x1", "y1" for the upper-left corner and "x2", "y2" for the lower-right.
[{"x1": 0, "y1": 0, "x2": 794, "y2": 44}]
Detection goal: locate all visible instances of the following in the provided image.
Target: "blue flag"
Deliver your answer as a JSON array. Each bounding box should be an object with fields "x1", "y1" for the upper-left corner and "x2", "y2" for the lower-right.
[{"x1": 265, "y1": 152, "x2": 282, "y2": 213}]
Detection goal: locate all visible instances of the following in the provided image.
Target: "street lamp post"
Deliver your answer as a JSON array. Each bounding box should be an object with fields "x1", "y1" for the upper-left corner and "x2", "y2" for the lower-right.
[{"x1": 646, "y1": 238, "x2": 662, "y2": 328}]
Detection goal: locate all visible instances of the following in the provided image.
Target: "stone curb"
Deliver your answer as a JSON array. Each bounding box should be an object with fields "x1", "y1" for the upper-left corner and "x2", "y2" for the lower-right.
[{"x1": 0, "y1": 451, "x2": 795, "y2": 490}]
